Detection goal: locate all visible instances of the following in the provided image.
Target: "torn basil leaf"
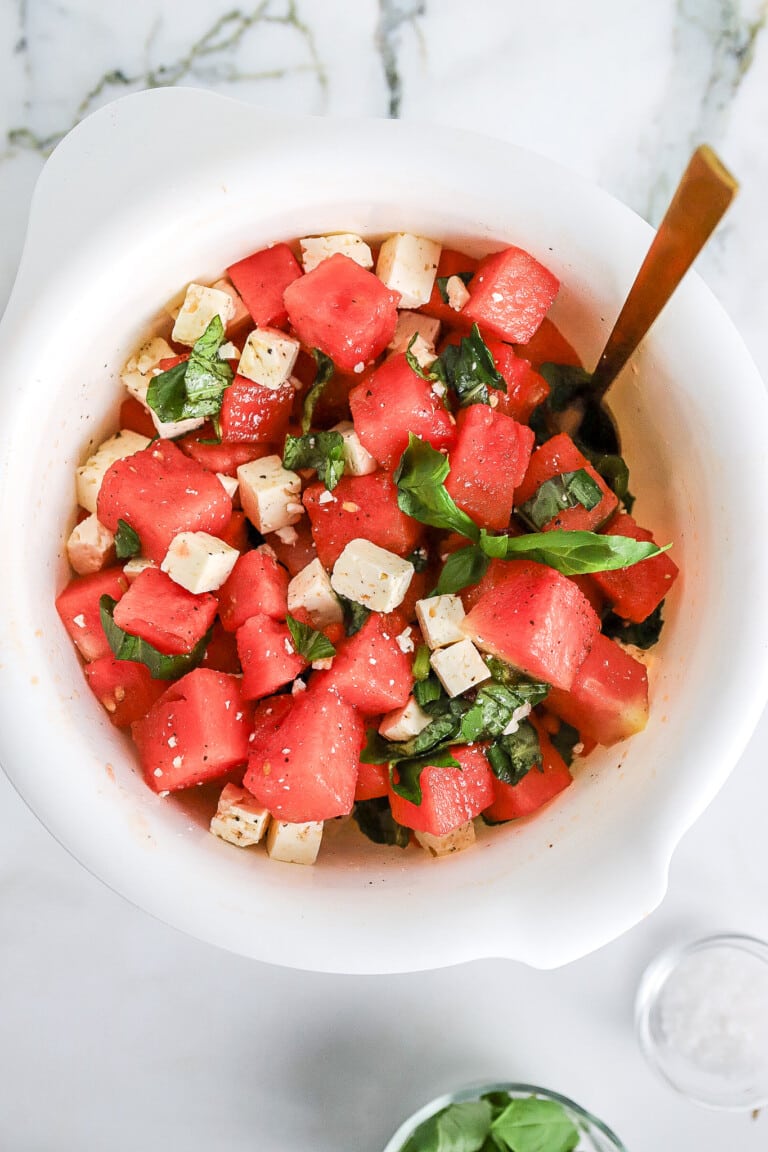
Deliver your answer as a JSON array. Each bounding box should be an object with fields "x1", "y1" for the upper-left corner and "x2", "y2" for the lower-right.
[
  {"x1": 549, "y1": 720, "x2": 581, "y2": 767},
  {"x1": 352, "y1": 798, "x2": 410, "y2": 848},
  {"x1": 338, "y1": 596, "x2": 371, "y2": 637},
  {"x1": 603, "y1": 601, "x2": 665, "y2": 649},
  {"x1": 99, "y1": 595, "x2": 210, "y2": 681},
  {"x1": 412, "y1": 673, "x2": 446, "y2": 712},
  {"x1": 283, "y1": 430, "x2": 345, "y2": 491},
  {"x1": 394, "y1": 434, "x2": 479, "y2": 542},
  {"x1": 436, "y1": 545, "x2": 490, "y2": 595},
  {"x1": 517, "y1": 469, "x2": 603, "y2": 531},
  {"x1": 412, "y1": 643, "x2": 432, "y2": 682},
  {"x1": 388, "y1": 749, "x2": 461, "y2": 806},
  {"x1": 485, "y1": 718, "x2": 543, "y2": 786},
  {"x1": 114, "y1": 519, "x2": 141, "y2": 560},
  {"x1": 431, "y1": 323, "x2": 506, "y2": 407},
  {"x1": 478, "y1": 527, "x2": 671, "y2": 576},
  {"x1": 285, "y1": 614, "x2": 336, "y2": 662},
  {"x1": 436, "y1": 270, "x2": 474, "y2": 305},
  {"x1": 586, "y1": 452, "x2": 634, "y2": 512},
  {"x1": 146, "y1": 315, "x2": 233, "y2": 424},
  {"x1": 301, "y1": 349, "x2": 335, "y2": 433}
]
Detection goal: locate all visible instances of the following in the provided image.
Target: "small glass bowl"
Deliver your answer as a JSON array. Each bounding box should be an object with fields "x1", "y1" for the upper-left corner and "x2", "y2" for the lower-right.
[
  {"x1": 636, "y1": 933, "x2": 768, "y2": 1109},
  {"x1": 382, "y1": 1082, "x2": 625, "y2": 1152}
]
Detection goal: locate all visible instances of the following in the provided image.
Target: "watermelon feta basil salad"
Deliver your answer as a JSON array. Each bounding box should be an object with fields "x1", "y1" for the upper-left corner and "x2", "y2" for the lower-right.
[{"x1": 56, "y1": 231, "x2": 679, "y2": 865}]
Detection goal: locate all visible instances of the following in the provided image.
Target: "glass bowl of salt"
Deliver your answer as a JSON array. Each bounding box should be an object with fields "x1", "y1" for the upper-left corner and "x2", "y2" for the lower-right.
[{"x1": 636, "y1": 933, "x2": 768, "y2": 1109}]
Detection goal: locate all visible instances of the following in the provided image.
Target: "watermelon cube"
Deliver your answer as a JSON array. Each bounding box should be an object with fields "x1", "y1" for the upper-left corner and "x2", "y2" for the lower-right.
[
  {"x1": 218, "y1": 547, "x2": 289, "y2": 632},
  {"x1": 178, "y1": 429, "x2": 276, "y2": 476},
  {"x1": 244, "y1": 682, "x2": 364, "y2": 821},
  {"x1": 55, "y1": 567, "x2": 129, "y2": 662},
  {"x1": 303, "y1": 471, "x2": 423, "y2": 570},
  {"x1": 514, "y1": 433, "x2": 618, "y2": 532},
  {"x1": 84, "y1": 656, "x2": 166, "y2": 727},
  {"x1": 218, "y1": 377, "x2": 294, "y2": 444},
  {"x1": 461, "y1": 560, "x2": 600, "y2": 690},
  {"x1": 236, "y1": 613, "x2": 306, "y2": 700},
  {"x1": 417, "y1": 247, "x2": 479, "y2": 328},
  {"x1": 200, "y1": 620, "x2": 242, "y2": 675},
  {"x1": 119, "y1": 396, "x2": 157, "y2": 439},
  {"x1": 283, "y1": 253, "x2": 399, "y2": 372},
  {"x1": 354, "y1": 760, "x2": 390, "y2": 802},
  {"x1": 388, "y1": 745, "x2": 494, "y2": 835},
  {"x1": 112, "y1": 568, "x2": 218, "y2": 655},
  {"x1": 462, "y1": 245, "x2": 560, "y2": 343},
  {"x1": 486, "y1": 339, "x2": 551, "y2": 423},
  {"x1": 444, "y1": 404, "x2": 534, "y2": 531},
  {"x1": 227, "y1": 242, "x2": 303, "y2": 329},
  {"x1": 324, "y1": 613, "x2": 413, "y2": 714},
  {"x1": 546, "y1": 633, "x2": 649, "y2": 746},
  {"x1": 592, "y1": 512, "x2": 679, "y2": 623},
  {"x1": 484, "y1": 717, "x2": 572, "y2": 821}
]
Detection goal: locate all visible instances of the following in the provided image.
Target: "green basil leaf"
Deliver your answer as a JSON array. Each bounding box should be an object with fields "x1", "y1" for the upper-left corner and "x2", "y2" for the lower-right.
[
  {"x1": 283, "y1": 430, "x2": 345, "y2": 491},
  {"x1": 389, "y1": 749, "x2": 461, "y2": 806},
  {"x1": 412, "y1": 643, "x2": 433, "y2": 681},
  {"x1": 490, "y1": 1097, "x2": 579, "y2": 1152},
  {"x1": 458, "y1": 683, "x2": 527, "y2": 743},
  {"x1": 301, "y1": 349, "x2": 335, "y2": 433},
  {"x1": 338, "y1": 596, "x2": 371, "y2": 637},
  {"x1": 407, "y1": 546, "x2": 430, "y2": 573},
  {"x1": 351, "y1": 798, "x2": 410, "y2": 848},
  {"x1": 483, "y1": 657, "x2": 550, "y2": 704},
  {"x1": 588, "y1": 452, "x2": 634, "y2": 511},
  {"x1": 114, "y1": 518, "x2": 141, "y2": 560},
  {"x1": 603, "y1": 601, "x2": 665, "y2": 649},
  {"x1": 436, "y1": 546, "x2": 490, "y2": 595},
  {"x1": 485, "y1": 719, "x2": 543, "y2": 786},
  {"x1": 145, "y1": 360, "x2": 190, "y2": 422},
  {"x1": 285, "y1": 614, "x2": 336, "y2": 662},
  {"x1": 436, "y1": 270, "x2": 474, "y2": 305},
  {"x1": 549, "y1": 720, "x2": 581, "y2": 767},
  {"x1": 401, "y1": 1099, "x2": 493, "y2": 1152},
  {"x1": 479, "y1": 528, "x2": 671, "y2": 576},
  {"x1": 405, "y1": 333, "x2": 435, "y2": 382},
  {"x1": 432, "y1": 323, "x2": 506, "y2": 408},
  {"x1": 517, "y1": 469, "x2": 603, "y2": 531},
  {"x1": 394, "y1": 434, "x2": 480, "y2": 542},
  {"x1": 99, "y1": 595, "x2": 210, "y2": 681},
  {"x1": 146, "y1": 315, "x2": 233, "y2": 424},
  {"x1": 412, "y1": 672, "x2": 446, "y2": 711}
]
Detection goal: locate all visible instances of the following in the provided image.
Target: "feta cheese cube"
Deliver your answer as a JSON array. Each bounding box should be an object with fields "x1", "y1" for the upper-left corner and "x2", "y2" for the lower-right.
[
  {"x1": 416, "y1": 594, "x2": 466, "y2": 650},
  {"x1": 379, "y1": 697, "x2": 432, "y2": 742},
  {"x1": 430, "y1": 638, "x2": 491, "y2": 698},
  {"x1": 266, "y1": 819, "x2": 323, "y2": 865},
  {"x1": 331, "y1": 421, "x2": 378, "y2": 476},
  {"x1": 216, "y1": 472, "x2": 239, "y2": 499},
  {"x1": 237, "y1": 327, "x2": 299, "y2": 390},
  {"x1": 210, "y1": 784, "x2": 270, "y2": 848},
  {"x1": 123, "y1": 556, "x2": 157, "y2": 582},
  {"x1": 415, "y1": 820, "x2": 476, "y2": 857},
  {"x1": 120, "y1": 336, "x2": 175, "y2": 401},
  {"x1": 75, "y1": 429, "x2": 151, "y2": 514},
  {"x1": 161, "y1": 531, "x2": 240, "y2": 594},
  {"x1": 389, "y1": 310, "x2": 441, "y2": 354},
  {"x1": 66, "y1": 514, "x2": 115, "y2": 575},
  {"x1": 445, "y1": 274, "x2": 471, "y2": 311},
  {"x1": 237, "y1": 456, "x2": 303, "y2": 535},
  {"x1": 376, "y1": 233, "x2": 442, "y2": 308},
  {"x1": 172, "y1": 282, "x2": 235, "y2": 346},
  {"x1": 330, "y1": 539, "x2": 414, "y2": 613},
  {"x1": 299, "y1": 233, "x2": 374, "y2": 273},
  {"x1": 287, "y1": 558, "x2": 343, "y2": 629}
]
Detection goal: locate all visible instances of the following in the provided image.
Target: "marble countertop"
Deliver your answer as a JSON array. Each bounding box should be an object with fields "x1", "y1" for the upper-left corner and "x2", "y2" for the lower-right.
[{"x1": 2, "y1": 2, "x2": 768, "y2": 1149}]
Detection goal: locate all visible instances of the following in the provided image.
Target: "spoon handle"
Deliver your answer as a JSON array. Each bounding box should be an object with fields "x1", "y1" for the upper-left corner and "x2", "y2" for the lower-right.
[{"x1": 590, "y1": 145, "x2": 738, "y2": 398}]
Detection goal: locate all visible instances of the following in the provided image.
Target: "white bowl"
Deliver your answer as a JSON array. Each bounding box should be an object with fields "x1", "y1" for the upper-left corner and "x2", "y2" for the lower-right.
[{"x1": 1, "y1": 88, "x2": 767, "y2": 974}]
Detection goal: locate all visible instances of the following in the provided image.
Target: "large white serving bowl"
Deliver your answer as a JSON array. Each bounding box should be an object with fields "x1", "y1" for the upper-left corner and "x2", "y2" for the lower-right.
[{"x1": 1, "y1": 88, "x2": 766, "y2": 974}]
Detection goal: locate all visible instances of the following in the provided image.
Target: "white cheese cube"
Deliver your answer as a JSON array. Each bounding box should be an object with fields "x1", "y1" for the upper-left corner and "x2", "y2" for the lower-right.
[
  {"x1": 237, "y1": 327, "x2": 299, "y2": 390},
  {"x1": 266, "y1": 819, "x2": 323, "y2": 865},
  {"x1": 299, "y1": 233, "x2": 374, "y2": 273},
  {"x1": 430, "y1": 639, "x2": 491, "y2": 698},
  {"x1": 211, "y1": 277, "x2": 250, "y2": 329},
  {"x1": 75, "y1": 429, "x2": 151, "y2": 514},
  {"x1": 376, "y1": 233, "x2": 442, "y2": 308},
  {"x1": 216, "y1": 472, "x2": 239, "y2": 499},
  {"x1": 66, "y1": 514, "x2": 115, "y2": 575},
  {"x1": 123, "y1": 556, "x2": 157, "y2": 582},
  {"x1": 120, "y1": 336, "x2": 175, "y2": 401},
  {"x1": 416, "y1": 594, "x2": 466, "y2": 650},
  {"x1": 210, "y1": 784, "x2": 270, "y2": 848},
  {"x1": 415, "y1": 820, "x2": 476, "y2": 857},
  {"x1": 237, "y1": 456, "x2": 303, "y2": 535},
  {"x1": 389, "y1": 310, "x2": 441, "y2": 354},
  {"x1": 287, "y1": 558, "x2": 343, "y2": 629},
  {"x1": 330, "y1": 539, "x2": 414, "y2": 613},
  {"x1": 161, "y1": 531, "x2": 239, "y2": 594},
  {"x1": 445, "y1": 274, "x2": 471, "y2": 312},
  {"x1": 331, "y1": 421, "x2": 378, "y2": 476},
  {"x1": 172, "y1": 282, "x2": 235, "y2": 346},
  {"x1": 379, "y1": 697, "x2": 432, "y2": 742}
]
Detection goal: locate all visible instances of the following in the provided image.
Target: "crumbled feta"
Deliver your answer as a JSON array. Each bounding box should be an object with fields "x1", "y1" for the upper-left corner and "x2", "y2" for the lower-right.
[
  {"x1": 502, "y1": 701, "x2": 532, "y2": 736},
  {"x1": 161, "y1": 531, "x2": 239, "y2": 594},
  {"x1": 75, "y1": 430, "x2": 151, "y2": 514},
  {"x1": 379, "y1": 697, "x2": 432, "y2": 742},
  {"x1": 287, "y1": 558, "x2": 343, "y2": 629},
  {"x1": 172, "y1": 282, "x2": 235, "y2": 346},
  {"x1": 299, "y1": 233, "x2": 374, "y2": 273},
  {"x1": 415, "y1": 821, "x2": 476, "y2": 857},
  {"x1": 266, "y1": 819, "x2": 323, "y2": 865},
  {"x1": 210, "y1": 784, "x2": 270, "y2": 848},
  {"x1": 331, "y1": 421, "x2": 378, "y2": 476},
  {"x1": 416, "y1": 594, "x2": 466, "y2": 650},
  {"x1": 216, "y1": 472, "x2": 239, "y2": 500},
  {"x1": 66, "y1": 513, "x2": 115, "y2": 575},
  {"x1": 237, "y1": 456, "x2": 303, "y2": 534},
  {"x1": 389, "y1": 310, "x2": 441, "y2": 354},
  {"x1": 406, "y1": 333, "x2": 438, "y2": 370},
  {"x1": 430, "y1": 638, "x2": 491, "y2": 698},
  {"x1": 237, "y1": 327, "x2": 300, "y2": 390},
  {"x1": 217, "y1": 341, "x2": 241, "y2": 361},
  {"x1": 376, "y1": 233, "x2": 442, "y2": 308},
  {"x1": 272, "y1": 525, "x2": 299, "y2": 546},
  {"x1": 317, "y1": 490, "x2": 335, "y2": 505},
  {"x1": 445, "y1": 275, "x2": 471, "y2": 311},
  {"x1": 395, "y1": 626, "x2": 415, "y2": 654},
  {"x1": 123, "y1": 555, "x2": 156, "y2": 582},
  {"x1": 311, "y1": 657, "x2": 334, "y2": 671},
  {"x1": 330, "y1": 539, "x2": 414, "y2": 613}
]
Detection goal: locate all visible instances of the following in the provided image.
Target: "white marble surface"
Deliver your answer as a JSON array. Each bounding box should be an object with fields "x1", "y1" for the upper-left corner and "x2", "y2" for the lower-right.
[{"x1": 1, "y1": 2, "x2": 768, "y2": 1149}]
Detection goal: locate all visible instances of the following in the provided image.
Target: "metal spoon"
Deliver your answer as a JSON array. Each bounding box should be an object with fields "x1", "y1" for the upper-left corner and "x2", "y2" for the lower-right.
[{"x1": 557, "y1": 145, "x2": 739, "y2": 455}]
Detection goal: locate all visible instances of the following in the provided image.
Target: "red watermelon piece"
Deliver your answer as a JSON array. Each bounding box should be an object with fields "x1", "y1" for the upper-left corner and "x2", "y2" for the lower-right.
[
  {"x1": 84, "y1": 656, "x2": 166, "y2": 727},
  {"x1": 592, "y1": 512, "x2": 679, "y2": 623},
  {"x1": 218, "y1": 548, "x2": 289, "y2": 632},
  {"x1": 514, "y1": 433, "x2": 618, "y2": 532},
  {"x1": 462, "y1": 245, "x2": 560, "y2": 343},
  {"x1": 546, "y1": 633, "x2": 649, "y2": 746},
  {"x1": 56, "y1": 567, "x2": 129, "y2": 662},
  {"x1": 227, "y1": 242, "x2": 303, "y2": 329},
  {"x1": 484, "y1": 716, "x2": 572, "y2": 821},
  {"x1": 112, "y1": 568, "x2": 218, "y2": 656},
  {"x1": 303, "y1": 471, "x2": 423, "y2": 570},
  {"x1": 388, "y1": 745, "x2": 494, "y2": 835},
  {"x1": 236, "y1": 613, "x2": 306, "y2": 700},
  {"x1": 444, "y1": 404, "x2": 534, "y2": 531},
  {"x1": 324, "y1": 613, "x2": 413, "y2": 714},
  {"x1": 218, "y1": 377, "x2": 294, "y2": 444}
]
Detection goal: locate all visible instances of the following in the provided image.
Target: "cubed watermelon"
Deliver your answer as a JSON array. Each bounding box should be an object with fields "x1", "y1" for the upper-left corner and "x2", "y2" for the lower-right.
[
  {"x1": 546, "y1": 633, "x2": 649, "y2": 746},
  {"x1": 592, "y1": 512, "x2": 679, "y2": 623},
  {"x1": 112, "y1": 568, "x2": 218, "y2": 655},
  {"x1": 388, "y1": 744, "x2": 494, "y2": 835},
  {"x1": 84, "y1": 656, "x2": 166, "y2": 726},
  {"x1": 267, "y1": 517, "x2": 318, "y2": 576},
  {"x1": 236, "y1": 613, "x2": 306, "y2": 700},
  {"x1": 227, "y1": 242, "x2": 303, "y2": 329},
  {"x1": 218, "y1": 547, "x2": 289, "y2": 632},
  {"x1": 514, "y1": 433, "x2": 618, "y2": 532},
  {"x1": 444, "y1": 404, "x2": 534, "y2": 531},
  {"x1": 178, "y1": 428, "x2": 276, "y2": 476},
  {"x1": 200, "y1": 620, "x2": 242, "y2": 675},
  {"x1": 324, "y1": 613, "x2": 413, "y2": 714},
  {"x1": 462, "y1": 246, "x2": 560, "y2": 343},
  {"x1": 483, "y1": 716, "x2": 572, "y2": 821},
  {"x1": 354, "y1": 760, "x2": 390, "y2": 802},
  {"x1": 217, "y1": 511, "x2": 250, "y2": 554},
  {"x1": 55, "y1": 567, "x2": 129, "y2": 662},
  {"x1": 303, "y1": 471, "x2": 423, "y2": 570},
  {"x1": 119, "y1": 396, "x2": 157, "y2": 439},
  {"x1": 218, "y1": 377, "x2": 294, "y2": 444},
  {"x1": 417, "y1": 247, "x2": 479, "y2": 328},
  {"x1": 486, "y1": 340, "x2": 551, "y2": 423}
]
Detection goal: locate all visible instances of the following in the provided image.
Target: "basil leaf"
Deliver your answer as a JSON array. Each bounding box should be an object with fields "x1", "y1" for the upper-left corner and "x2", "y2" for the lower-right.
[
  {"x1": 114, "y1": 518, "x2": 141, "y2": 560},
  {"x1": 483, "y1": 657, "x2": 549, "y2": 705},
  {"x1": 603, "y1": 601, "x2": 665, "y2": 649},
  {"x1": 539, "y1": 363, "x2": 593, "y2": 413},
  {"x1": 412, "y1": 673, "x2": 446, "y2": 711},
  {"x1": 147, "y1": 315, "x2": 233, "y2": 424},
  {"x1": 490, "y1": 1097, "x2": 579, "y2": 1152},
  {"x1": 588, "y1": 452, "x2": 635, "y2": 512},
  {"x1": 485, "y1": 719, "x2": 543, "y2": 786},
  {"x1": 351, "y1": 798, "x2": 409, "y2": 848},
  {"x1": 301, "y1": 349, "x2": 335, "y2": 433},
  {"x1": 436, "y1": 270, "x2": 474, "y2": 305},
  {"x1": 432, "y1": 323, "x2": 506, "y2": 408},
  {"x1": 412, "y1": 643, "x2": 432, "y2": 681},
  {"x1": 458, "y1": 683, "x2": 534, "y2": 743},
  {"x1": 394, "y1": 434, "x2": 480, "y2": 542},
  {"x1": 401, "y1": 1099, "x2": 493, "y2": 1152},
  {"x1": 285, "y1": 614, "x2": 336, "y2": 662},
  {"x1": 99, "y1": 595, "x2": 210, "y2": 681},
  {"x1": 283, "y1": 430, "x2": 345, "y2": 491},
  {"x1": 479, "y1": 528, "x2": 671, "y2": 576},
  {"x1": 549, "y1": 720, "x2": 581, "y2": 767},
  {"x1": 407, "y1": 546, "x2": 430, "y2": 573},
  {"x1": 390, "y1": 749, "x2": 461, "y2": 806},
  {"x1": 436, "y1": 546, "x2": 490, "y2": 595},
  {"x1": 338, "y1": 596, "x2": 371, "y2": 637},
  {"x1": 405, "y1": 334, "x2": 434, "y2": 382},
  {"x1": 517, "y1": 469, "x2": 603, "y2": 531}
]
